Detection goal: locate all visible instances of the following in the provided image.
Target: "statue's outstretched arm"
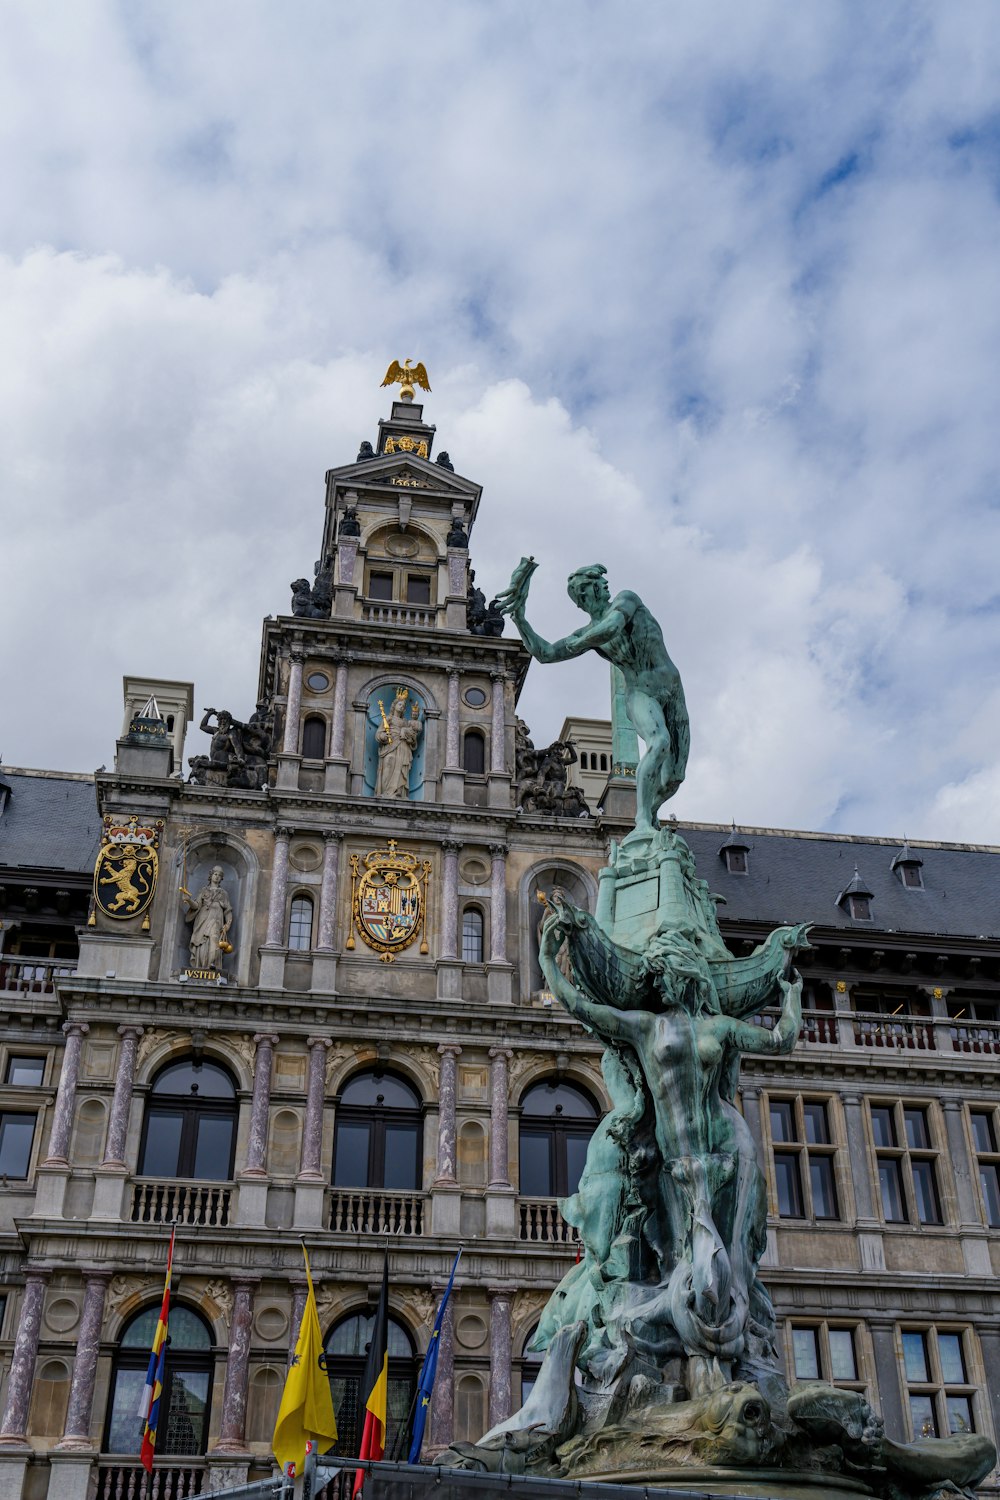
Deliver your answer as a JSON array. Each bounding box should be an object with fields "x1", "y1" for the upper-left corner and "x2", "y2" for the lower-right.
[
  {"x1": 724, "y1": 971, "x2": 803, "y2": 1058},
  {"x1": 539, "y1": 923, "x2": 642, "y2": 1044}
]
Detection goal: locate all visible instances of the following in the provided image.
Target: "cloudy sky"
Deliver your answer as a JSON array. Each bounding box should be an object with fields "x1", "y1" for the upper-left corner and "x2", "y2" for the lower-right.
[{"x1": 3, "y1": 2, "x2": 1000, "y2": 842}]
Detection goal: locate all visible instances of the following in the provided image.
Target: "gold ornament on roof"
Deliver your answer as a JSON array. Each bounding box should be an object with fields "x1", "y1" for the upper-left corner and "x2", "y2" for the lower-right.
[{"x1": 381, "y1": 359, "x2": 431, "y2": 402}]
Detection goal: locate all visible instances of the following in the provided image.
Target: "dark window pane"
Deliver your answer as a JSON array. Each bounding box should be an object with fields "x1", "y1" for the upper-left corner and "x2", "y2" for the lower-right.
[
  {"x1": 871, "y1": 1107, "x2": 896, "y2": 1149},
  {"x1": 904, "y1": 1109, "x2": 931, "y2": 1151},
  {"x1": 938, "y1": 1334, "x2": 967, "y2": 1385},
  {"x1": 980, "y1": 1165, "x2": 1000, "y2": 1227},
  {"x1": 829, "y1": 1329, "x2": 857, "y2": 1382},
  {"x1": 120, "y1": 1306, "x2": 211, "y2": 1351},
  {"x1": 522, "y1": 1081, "x2": 597, "y2": 1120},
  {"x1": 153, "y1": 1061, "x2": 235, "y2": 1099},
  {"x1": 331, "y1": 1375, "x2": 360, "y2": 1456},
  {"x1": 463, "y1": 732, "x2": 486, "y2": 775},
  {"x1": 106, "y1": 1366, "x2": 146, "y2": 1454},
  {"x1": 383, "y1": 1124, "x2": 420, "y2": 1190},
  {"x1": 406, "y1": 575, "x2": 431, "y2": 605},
  {"x1": 519, "y1": 1130, "x2": 552, "y2": 1197},
  {"x1": 879, "y1": 1158, "x2": 906, "y2": 1222},
  {"x1": 333, "y1": 1122, "x2": 371, "y2": 1187},
  {"x1": 902, "y1": 1331, "x2": 929, "y2": 1383},
  {"x1": 340, "y1": 1072, "x2": 420, "y2": 1108},
  {"x1": 911, "y1": 1160, "x2": 941, "y2": 1224},
  {"x1": 462, "y1": 909, "x2": 484, "y2": 963},
  {"x1": 803, "y1": 1102, "x2": 830, "y2": 1145},
  {"x1": 0, "y1": 1115, "x2": 34, "y2": 1178},
  {"x1": 792, "y1": 1327, "x2": 820, "y2": 1379},
  {"x1": 726, "y1": 849, "x2": 747, "y2": 873},
  {"x1": 369, "y1": 572, "x2": 393, "y2": 600},
  {"x1": 565, "y1": 1134, "x2": 590, "y2": 1195},
  {"x1": 192, "y1": 1116, "x2": 234, "y2": 1180},
  {"x1": 909, "y1": 1394, "x2": 937, "y2": 1438},
  {"x1": 464, "y1": 688, "x2": 487, "y2": 707},
  {"x1": 301, "y1": 717, "x2": 326, "y2": 759},
  {"x1": 774, "y1": 1153, "x2": 804, "y2": 1217},
  {"x1": 902, "y1": 864, "x2": 922, "y2": 888},
  {"x1": 849, "y1": 896, "x2": 871, "y2": 920},
  {"x1": 141, "y1": 1111, "x2": 183, "y2": 1176},
  {"x1": 770, "y1": 1101, "x2": 796, "y2": 1144},
  {"x1": 288, "y1": 895, "x2": 314, "y2": 950},
  {"x1": 810, "y1": 1157, "x2": 839, "y2": 1219},
  {"x1": 946, "y1": 1396, "x2": 974, "y2": 1435},
  {"x1": 971, "y1": 1112, "x2": 996, "y2": 1155},
  {"x1": 163, "y1": 1368, "x2": 210, "y2": 1455},
  {"x1": 6, "y1": 1057, "x2": 44, "y2": 1087}
]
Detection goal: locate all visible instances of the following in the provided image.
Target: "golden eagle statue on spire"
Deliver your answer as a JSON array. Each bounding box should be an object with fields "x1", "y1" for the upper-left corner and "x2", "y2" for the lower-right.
[{"x1": 381, "y1": 358, "x2": 431, "y2": 402}]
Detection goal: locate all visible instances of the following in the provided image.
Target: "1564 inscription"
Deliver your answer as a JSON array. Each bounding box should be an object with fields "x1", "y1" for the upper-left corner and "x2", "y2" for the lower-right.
[
  {"x1": 346, "y1": 840, "x2": 431, "y2": 963},
  {"x1": 91, "y1": 814, "x2": 163, "y2": 929}
]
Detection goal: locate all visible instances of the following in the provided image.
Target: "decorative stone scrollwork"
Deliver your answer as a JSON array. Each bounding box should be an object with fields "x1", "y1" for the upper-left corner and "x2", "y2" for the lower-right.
[{"x1": 203, "y1": 1280, "x2": 233, "y2": 1329}]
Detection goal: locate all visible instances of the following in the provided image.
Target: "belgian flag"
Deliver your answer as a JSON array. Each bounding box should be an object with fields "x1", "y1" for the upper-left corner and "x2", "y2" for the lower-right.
[{"x1": 353, "y1": 1252, "x2": 389, "y2": 1495}]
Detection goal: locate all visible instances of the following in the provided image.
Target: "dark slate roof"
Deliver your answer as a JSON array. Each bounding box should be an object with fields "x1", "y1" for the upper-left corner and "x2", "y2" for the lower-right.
[
  {"x1": 0, "y1": 769, "x2": 102, "y2": 875},
  {"x1": 677, "y1": 821, "x2": 1000, "y2": 941}
]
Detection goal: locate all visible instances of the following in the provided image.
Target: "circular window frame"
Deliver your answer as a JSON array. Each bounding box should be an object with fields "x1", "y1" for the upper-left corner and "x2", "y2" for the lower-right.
[
  {"x1": 306, "y1": 671, "x2": 331, "y2": 693},
  {"x1": 463, "y1": 685, "x2": 490, "y2": 709}
]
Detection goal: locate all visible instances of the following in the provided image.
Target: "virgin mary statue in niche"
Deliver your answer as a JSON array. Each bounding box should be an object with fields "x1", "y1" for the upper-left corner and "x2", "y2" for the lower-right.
[{"x1": 375, "y1": 689, "x2": 423, "y2": 798}]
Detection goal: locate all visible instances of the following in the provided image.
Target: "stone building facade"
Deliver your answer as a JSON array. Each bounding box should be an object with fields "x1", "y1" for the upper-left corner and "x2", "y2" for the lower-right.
[{"x1": 0, "y1": 394, "x2": 999, "y2": 1497}]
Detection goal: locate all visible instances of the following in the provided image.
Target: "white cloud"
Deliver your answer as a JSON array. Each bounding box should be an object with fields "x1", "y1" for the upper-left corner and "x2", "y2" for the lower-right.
[{"x1": 2, "y1": 3, "x2": 1000, "y2": 843}]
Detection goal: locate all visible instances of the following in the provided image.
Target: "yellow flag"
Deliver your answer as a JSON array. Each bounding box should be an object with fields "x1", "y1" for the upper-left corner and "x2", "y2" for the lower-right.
[{"x1": 273, "y1": 1247, "x2": 338, "y2": 1473}]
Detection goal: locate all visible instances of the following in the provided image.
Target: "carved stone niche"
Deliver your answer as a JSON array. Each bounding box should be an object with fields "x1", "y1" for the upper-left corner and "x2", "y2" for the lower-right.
[{"x1": 158, "y1": 834, "x2": 259, "y2": 988}]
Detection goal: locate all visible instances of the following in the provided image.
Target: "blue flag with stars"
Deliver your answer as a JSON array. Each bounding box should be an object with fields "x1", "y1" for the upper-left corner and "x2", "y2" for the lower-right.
[{"x1": 408, "y1": 1249, "x2": 461, "y2": 1463}]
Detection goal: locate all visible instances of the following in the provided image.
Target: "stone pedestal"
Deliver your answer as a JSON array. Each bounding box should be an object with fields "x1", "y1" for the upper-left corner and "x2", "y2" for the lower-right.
[
  {"x1": 293, "y1": 1179, "x2": 327, "y2": 1229},
  {"x1": 485, "y1": 1186, "x2": 517, "y2": 1238},
  {"x1": 431, "y1": 1185, "x2": 463, "y2": 1237},
  {"x1": 440, "y1": 769, "x2": 465, "y2": 804},
  {"x1": 45, "y1": 1454, "x2": 94, "y2": 1500},
  {"x1": 323, "y1": 758, "x2": 350, "y2": 794},
  {"x1": 436, "y1": 960, "x2": 464, "y2": 1001},
  {"x1": 236, "y1": 1177, "x2": 269, "y2": 1228},
  {"x1": 487, "y1": 772, "x2": 513, "y2": 809},
  {"x1": 486, "y1": 965, "x2": 513, "y2": 1005},
  {"x1": 0, "y1": 1456, "x2": 29, "y2": 1500},
  {"x1": 311, "y1": 952, "x2": 339, "y2": 993},
  {"x1": 257, "y1": 947, "x2": 286, "y2": 989},
  {"x1": 206, "y1": 1457, "x2": 251, "y2": 1492},
  {"x1": 91, "y1": 1168, "x2": 130, "y2": 1221},
  {"x1": 31, "y1": 1165, "x2": 70, "y2": 1219}
]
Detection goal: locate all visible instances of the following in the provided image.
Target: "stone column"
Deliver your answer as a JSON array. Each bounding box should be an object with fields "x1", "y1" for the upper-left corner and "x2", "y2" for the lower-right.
[
  {"x1": 287, "y1": 1280, "x2": 308, "y2": 1369},
  {"x1": 265, "y1": 827, "x2": 292, "y2": 948},
  {"x1": 299, "y1": 1038, "x2": 331, "y2": 1180},
  {"x1": 0, "y1": 1270, "x2": 49, "y2": 1445},
  {"x1": 440, "y1": 842, "x2": 461, "y2": 961},
  {"x1": 839, "y1": 1093, "x2": 874, "y2": 1220},
  {"x1": 214, "y1": 1279, "x2": 258, "y2": 1453},
  {"x1": 490, "y1": 673, "x2": 506, "y2": 774},
  {"x1": 331, "y1": 657, "x2": 350, "y2": 758},
  {"x1": 316, "y1": 832, "x2": 342, "y2": 951},
  {"x1": 869, "y1": 1319, "x2": 906, "y2": 1439},
  {"x1": 44, "y1": 1022, "x2": 89, "y2": 1165},
  {"x1": 243, "y1": 1034, "x2": 279, "y2": 1177},
  {"x1": 489, "y1": 845, "x2": 507, "y2": 963},
  {"x1": 55, "y1": 1271, "x2": 110, "y2": 1450},
  {"x1": 102, "y1": 1026, "x2": 143, "y2": 1168},
  {"x1": 281, "y1": 652, "x2": 304, "y2": 755},
  {"x1": 435, "y1": 1045, "x2": 462, "y2": 1184},
  {"x1": 445, "y1": 671, "x2": 461, "y2": 768},
  {"x1": 429, "y1": 1295, "x2": 455, "y2": 1449},
  {"x1": 941, "y1": 1098, "x2": 979, "y2": 1224},
  {"x1": 487, "y1": 1288, "x2": 514, "y2": 1428},
  {"x1": 488, "y1": 1048, "x2": 513, "y2": 1188}
]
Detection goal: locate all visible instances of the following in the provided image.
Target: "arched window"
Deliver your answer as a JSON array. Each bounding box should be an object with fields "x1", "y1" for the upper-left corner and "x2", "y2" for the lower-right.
[
  {"x1": 288, "y1": 894, "x2": 314, "y2": 951},
  {"x1": 139, "y1": 1059, "x2": 238, "y2": 1180},
  {"x1": 325, "y1": 1312, "x2": 417, "y2": 1459},
  {"x1": 105, "y1": 1305, "x2": 214, "y2": 1456},
  {"x1": 333, "y1": 1071, "x2": 423, "y2": 1190},
  {"x1": 519, "y1": 1079, "x2": 599, "y2": 1198},
  {"x1": 462, "y1": 907, "x2": 484, "y2": 964},
  {"x1": 463, "y1": 729, "x2": 486, "y2": 776},
  {"x1": 302, "y1": 715, "x2": 327, "y2": 760}
]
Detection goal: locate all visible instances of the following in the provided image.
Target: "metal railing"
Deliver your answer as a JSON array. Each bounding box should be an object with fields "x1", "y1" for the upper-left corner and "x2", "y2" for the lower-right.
[
  {"x1": 329, "y1": 1188, "x2": 425, "y2": 1236},
  {"x1": 96, "y1": 1460, "x2": 206, "y2": 1499},
  {"x1": 130, "y1": 1179, "x2": 233, "y2": 1227},
  {"x1": 0, "y1": 958, "x2": 75, "y2": 994},
  {"x1": 518, "y1": 1197, "x2": 581, "y2": 1244}
]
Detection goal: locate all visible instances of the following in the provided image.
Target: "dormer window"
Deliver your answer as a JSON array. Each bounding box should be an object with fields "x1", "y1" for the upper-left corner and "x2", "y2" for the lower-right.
[
  {"x1": 838, "y1": 866, "x2": 874, "y2": 921},
  {"x1": 891, "y1": 842, "x2": 924, "y2": 890},
  {"x1": 719, "y1": 823, "x2": 750, "y2": 876}
]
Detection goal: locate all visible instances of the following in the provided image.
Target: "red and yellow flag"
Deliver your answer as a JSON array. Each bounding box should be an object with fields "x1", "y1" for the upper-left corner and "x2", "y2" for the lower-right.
[
  {"x1": 353, "y1": 1252, "x2": 389, "y2": 1495},
  {"x1": 138, "y1": 1226, "x2": 175, "y2": 1473}
]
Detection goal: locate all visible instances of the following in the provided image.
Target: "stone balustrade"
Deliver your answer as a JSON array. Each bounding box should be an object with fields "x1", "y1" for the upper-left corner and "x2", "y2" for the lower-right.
[
  {"x1": 329, "y1": 1187, "x2": 425, "y2": 1236},
  {"x1": 518, "y1": 1196, "x2": 580, "y2": 1245},
  {"x1": 0, "y1": 957, "x2": 75, "y2": 994},
  {"x1": 130, "y1": 1179, "x2": 233, "y2": 1228},
  {"x1": 96, "y1": 1459, "x2": 205, "y2": 1498}
]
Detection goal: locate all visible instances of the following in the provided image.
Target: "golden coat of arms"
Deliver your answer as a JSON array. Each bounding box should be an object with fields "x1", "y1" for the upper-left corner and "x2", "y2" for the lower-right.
[
  {"x1": 92, "y1": 814, "x2": 163, "y2": 928},
  {"x1": 346, "y1": 840, "x2": 431, "y2": 962}
]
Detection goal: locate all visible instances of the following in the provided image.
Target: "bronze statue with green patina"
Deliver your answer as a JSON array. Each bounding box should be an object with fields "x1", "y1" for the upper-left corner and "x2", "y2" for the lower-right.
[{"x1": 497, "y1": 557, "x2": 690, "y2": 833}]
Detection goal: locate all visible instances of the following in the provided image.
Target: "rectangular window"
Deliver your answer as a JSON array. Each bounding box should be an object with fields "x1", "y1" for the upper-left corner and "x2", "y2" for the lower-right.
[
  {"x1": 969, "y1": 1107, "x2": 1000, "y2": 1227},
  {"x1": 870, "y1": 1099, "x2": 942, "y2": 1227},
  {"x1": 406, "y1": 574, "x2": 431, "y2": 605},
  {"x1": 5, "y1": 1057, "x2": 44, "y2": 1087},
  {"x1": 332, "y1": 1122, "x2": 371, "y2": 1188},
  {"x1": 900, "y1": 1327, "x2": 978, "y2": 1441},
  {"x1": 768, "y1": 1096, "x2": 840, "y2": 1221},
  {"x1": 0, "y1": 1114, "x2": 35, "y2": 1179},
  {"x1": 368, "y1": 571, "x2": 394, "y2": 600},
  {"x1": 788, "y1": 1322, "x2": 865, "y2": 1391}
]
